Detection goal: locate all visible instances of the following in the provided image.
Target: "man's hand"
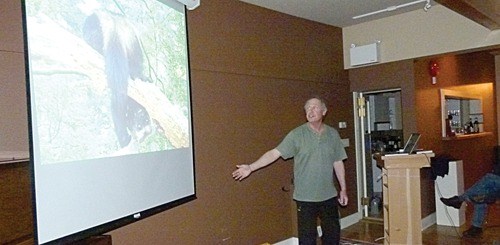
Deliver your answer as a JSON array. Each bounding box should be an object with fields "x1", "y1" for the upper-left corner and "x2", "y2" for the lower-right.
[
  {"x1": 338, "y1": 189, "x2": 348, "y2": 206},
  {"x1": 232, "y1": 164, "x2": 252, "y2": 181}
]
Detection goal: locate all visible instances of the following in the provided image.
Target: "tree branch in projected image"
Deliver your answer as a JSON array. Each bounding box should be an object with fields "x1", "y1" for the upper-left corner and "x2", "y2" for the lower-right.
[{"x1": 128, "y1": 79, "x2": 189, "y2": 148}]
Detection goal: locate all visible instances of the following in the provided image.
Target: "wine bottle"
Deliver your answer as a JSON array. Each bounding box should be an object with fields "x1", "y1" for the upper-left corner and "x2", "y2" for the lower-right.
[{"x1": 473, "y1": 117, "x2": 479, "y2": 133}]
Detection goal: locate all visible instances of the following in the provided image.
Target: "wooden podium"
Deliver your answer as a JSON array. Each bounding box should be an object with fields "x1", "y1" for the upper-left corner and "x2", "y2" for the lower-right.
[{"x1": 376, "y1": 153, "x2": 434, "y2": 245}]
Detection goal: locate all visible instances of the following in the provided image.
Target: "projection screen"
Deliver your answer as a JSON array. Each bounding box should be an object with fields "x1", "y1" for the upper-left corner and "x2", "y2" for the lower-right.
[{"x1": 22, "y1": 0, "x2": 195, "y2": 243}]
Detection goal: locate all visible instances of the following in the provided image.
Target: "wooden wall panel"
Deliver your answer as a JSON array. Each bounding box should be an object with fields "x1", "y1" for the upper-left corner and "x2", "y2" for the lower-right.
[
  {"x1": 2, "y1": 0, "x2": 353, "y2": 243},
  {"x1": 414, "y1": 52, "x2": 498, "y2": 185},
  {"x1": 349, "y1": 51, "x2": 498, "y2": 220},
  {"x1": 0, "y1": 161, "x2": 33, "y2": 244},
  {"x1": 108, "y1": 0, "x2": 354, "y2": 244},
  {"x1": 414, "y1": 51, "x2": 498, "y2": 220}
]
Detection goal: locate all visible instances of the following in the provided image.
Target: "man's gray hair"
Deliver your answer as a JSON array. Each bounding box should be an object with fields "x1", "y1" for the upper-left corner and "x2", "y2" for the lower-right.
[{"x1": 304, "y1": 96, "x2": 327, "y2": 112}]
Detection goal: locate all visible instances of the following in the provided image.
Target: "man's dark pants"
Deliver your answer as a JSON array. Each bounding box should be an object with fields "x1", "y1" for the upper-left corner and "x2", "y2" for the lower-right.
[{"x1": 296, "y1": 197, "x2": 340, "y2": 245}]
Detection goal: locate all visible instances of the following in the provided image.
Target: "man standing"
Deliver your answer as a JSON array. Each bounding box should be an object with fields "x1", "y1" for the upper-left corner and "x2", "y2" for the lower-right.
[{"x1": 232, "y1": 97, "x2": 348, "y2": 245}]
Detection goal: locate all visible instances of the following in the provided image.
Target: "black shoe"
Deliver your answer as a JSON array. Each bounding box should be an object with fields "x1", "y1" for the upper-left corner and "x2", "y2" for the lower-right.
[
  {"x1": 463, "y1": 226, "x2": 482, "y2": 238},
  {"x1": 440, "y1": 196, "x2": 463, "y2": 209}
]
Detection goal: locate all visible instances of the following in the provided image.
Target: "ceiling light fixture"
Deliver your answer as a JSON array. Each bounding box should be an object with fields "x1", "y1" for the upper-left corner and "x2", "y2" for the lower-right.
[{"x1": 353, "y1": 0, "x2": 431, "y2": 19}]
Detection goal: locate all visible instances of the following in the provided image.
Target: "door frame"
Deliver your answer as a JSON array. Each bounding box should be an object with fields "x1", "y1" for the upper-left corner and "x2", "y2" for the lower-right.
[{"x1": 352, "y1": 88, "x2": 402, "y2": 220}]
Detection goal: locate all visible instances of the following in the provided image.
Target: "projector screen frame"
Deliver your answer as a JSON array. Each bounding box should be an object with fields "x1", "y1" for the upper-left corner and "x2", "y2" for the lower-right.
[{"x1": 22, "y1": 0, "x2": 197, "y2": 244}]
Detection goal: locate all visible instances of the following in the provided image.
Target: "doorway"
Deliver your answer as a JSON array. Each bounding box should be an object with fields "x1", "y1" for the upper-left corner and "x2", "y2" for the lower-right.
[{"x1": 353, "y1": 89, "x2": 403, "y2": 221}]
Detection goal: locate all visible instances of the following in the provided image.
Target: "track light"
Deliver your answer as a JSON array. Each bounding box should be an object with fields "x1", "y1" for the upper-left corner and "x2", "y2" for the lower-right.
[
  {"x1": 353, "y1": 0, "x2": 431, "y2": 20},
  {"x1": 423, "y1": 0, "x2": 432, "y2": 11}
]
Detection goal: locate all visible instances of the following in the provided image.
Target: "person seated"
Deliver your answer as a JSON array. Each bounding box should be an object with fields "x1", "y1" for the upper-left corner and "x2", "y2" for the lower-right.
[{"x1": 440, "y1": 163, "x2": 500, "y2": 238}]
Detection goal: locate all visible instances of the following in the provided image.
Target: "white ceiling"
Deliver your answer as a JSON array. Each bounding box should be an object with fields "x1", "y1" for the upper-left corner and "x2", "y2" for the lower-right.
[{"x1": 238, "y1": 0, "x2": 437, "y2": 28}]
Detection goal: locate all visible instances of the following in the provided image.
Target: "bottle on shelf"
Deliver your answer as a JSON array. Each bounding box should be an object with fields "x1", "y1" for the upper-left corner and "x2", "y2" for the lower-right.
[
  {"x1": 445, "y1": 114, "x2": 454, "y2": 137},
  {"x1": 473, "y1": 117, "x2": 479, "y2": 133}
]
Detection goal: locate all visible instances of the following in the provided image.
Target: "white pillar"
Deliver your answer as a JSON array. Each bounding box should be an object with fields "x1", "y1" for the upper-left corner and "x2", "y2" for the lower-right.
[{"x1": 435, "y1": 160, "x2": 465, "y2": 227}]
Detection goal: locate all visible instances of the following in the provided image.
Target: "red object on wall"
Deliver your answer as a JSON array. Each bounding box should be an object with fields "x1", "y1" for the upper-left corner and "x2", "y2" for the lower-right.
[{"x1": 429, "y1": 60, "x2": 439, "y2": 84}]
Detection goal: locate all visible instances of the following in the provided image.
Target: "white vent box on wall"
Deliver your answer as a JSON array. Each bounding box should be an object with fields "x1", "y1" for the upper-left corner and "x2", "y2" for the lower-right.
[{"x1": 350, "y1": 42, "x2": 380, "y2": 67}]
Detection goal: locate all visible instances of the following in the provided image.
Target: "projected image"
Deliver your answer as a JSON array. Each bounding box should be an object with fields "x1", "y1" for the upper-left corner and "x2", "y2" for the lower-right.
[
  {"x1": 26, "y1": 1, "x2": 196, "y2": 243},
  {"x1": 25, "y1": 0, "x2": 190, "y2": 164}
]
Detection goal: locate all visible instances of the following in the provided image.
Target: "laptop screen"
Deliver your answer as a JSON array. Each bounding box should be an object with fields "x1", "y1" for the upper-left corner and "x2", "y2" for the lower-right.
[{"x1": 402, "y1": 133, "x2": 421, "y2": 154}]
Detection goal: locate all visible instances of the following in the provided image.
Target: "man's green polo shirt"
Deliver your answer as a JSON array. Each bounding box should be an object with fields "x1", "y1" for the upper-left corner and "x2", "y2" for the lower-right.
[{"x1": 276, "y1": 123, "x2": 347, "y2": 202}]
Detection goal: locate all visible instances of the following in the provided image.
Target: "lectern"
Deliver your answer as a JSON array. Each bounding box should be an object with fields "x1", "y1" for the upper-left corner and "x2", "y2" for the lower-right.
[{"x1": 376, "y1": 153, "x2": 434, "y2": 245}]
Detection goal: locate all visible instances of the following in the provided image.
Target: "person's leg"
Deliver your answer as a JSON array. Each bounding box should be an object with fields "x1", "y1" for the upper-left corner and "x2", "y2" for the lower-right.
[
  {"x1": 318, "y1": 198, "x2": 340, "y2": 245},
  {"x1": 463, "y1": 173, "x2": 500, "y2": 203},
  {"x1": 296, "y1": 201, "x2": 319, "y2": 245},
  {"x1": 471, "y1": 203, "x2": 488, "y2": 228},
  {"x1": 442, "y1": 173, "x2": 500, "y2": 208},
  {"x1": 462, "y1": 201, "x2": 488, "y2": 238}
]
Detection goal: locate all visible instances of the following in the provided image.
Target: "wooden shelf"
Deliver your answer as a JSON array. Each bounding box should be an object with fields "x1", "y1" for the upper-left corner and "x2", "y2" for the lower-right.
[{"x1": 442, "y1": 132, "x2": 492, "y2": 140}]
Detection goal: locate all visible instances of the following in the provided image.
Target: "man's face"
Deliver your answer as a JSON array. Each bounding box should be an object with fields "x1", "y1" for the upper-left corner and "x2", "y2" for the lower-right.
[{"x1": 305, "y1": 98, "x2": 326, "y2": 123}]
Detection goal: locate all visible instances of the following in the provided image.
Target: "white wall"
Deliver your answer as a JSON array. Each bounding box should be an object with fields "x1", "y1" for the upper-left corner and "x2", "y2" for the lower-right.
[{"x1": 343, "y1": 5, "x2": 500, "y2": 69}]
